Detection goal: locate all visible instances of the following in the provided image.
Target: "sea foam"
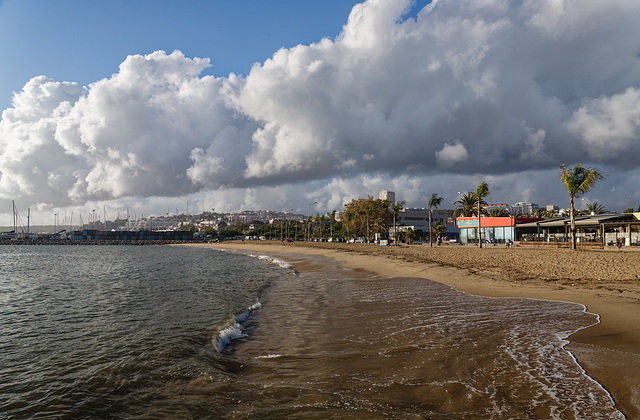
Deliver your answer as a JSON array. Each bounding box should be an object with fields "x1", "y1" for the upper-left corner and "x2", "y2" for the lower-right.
[
  {"x1": 215, "y1": 302, "x2": 262, "y2": 352},
  {"x1": 256, "y1": 254, "x2": 293, "y2": 269}
]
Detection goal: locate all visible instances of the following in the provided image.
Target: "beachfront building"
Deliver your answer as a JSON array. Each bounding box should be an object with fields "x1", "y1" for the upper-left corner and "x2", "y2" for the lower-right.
[
  {"x1": 395, "y1": 208, "x2": 459, "y2": 241},
  {"x1": 456, "y1": 216, "x2": 540, "y2": 245},
  {"x1": 515, "y1": 213, "x2": 640, "y2": 248},
  {"x1": 458, "y1": 213, "x2": 640, "y2": 248}
]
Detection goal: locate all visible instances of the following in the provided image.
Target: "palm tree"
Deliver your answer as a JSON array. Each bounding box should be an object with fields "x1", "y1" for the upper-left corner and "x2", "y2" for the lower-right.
[
  {"x1": 373, "y1": 218, "x2": 388, "y2": 241},
  {"x1": 560, "y1": 163, "x2": 605, "y2": 250},
  {"x1": 314, "y1": 214, "x2": 322, "y2": 240},
  {"x1": 391, "y1": 201, "x2": 405, "y2": 246},
  {"x1": 533, "y1": 208, "x2": 546, "y2": 218},
  {"x1": 343, "y1": 210, "x2": 352, "y2": 239},
  {"x1": 431, "y1": 222, "x2": 447, "y2": 241},
  {"x1": 364, "y1": 205, "x2": 375, "y2": 244},
  {"x1": 453, "y1": 193, "x2": 477, "y2": 217},
  {"x1": 488, "y1": 208, "x2": 508, "y2": 217},
  {"x1": 405, "y1": 227, "x2": 415, "y2": 245},
  {"x1": 428, "y1": 193, "x2": 444, "y2": 247},
  {"x1": 327, "y1": 211, "x2": 336, "y2": 240},
  {"x1": 476, "y1": 182, "x2": 490, "y2": 248},
  {"x1": 306, "y1": 215, "x2": 312, "y2": 241},
  {"x1": 586, "y1": 202, "x2": 607, "y2": 215}
]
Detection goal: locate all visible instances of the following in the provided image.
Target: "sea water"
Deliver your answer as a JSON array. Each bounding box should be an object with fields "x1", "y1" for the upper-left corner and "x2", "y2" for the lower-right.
[{"x1": 0, "y1": 245, "x2": 624, "y2": 418}]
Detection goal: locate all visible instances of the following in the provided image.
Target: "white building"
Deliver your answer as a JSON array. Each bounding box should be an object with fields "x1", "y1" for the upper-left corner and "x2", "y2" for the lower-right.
[
  {"x1": 510, "y1": 202, "x2": 539, "y2": 215},
  {"x1": 379, "y1": 190, "x2": 396, "y2": 204},
  {"x1": 393, "y1": 207, "x2": 459, "y2": 239}
]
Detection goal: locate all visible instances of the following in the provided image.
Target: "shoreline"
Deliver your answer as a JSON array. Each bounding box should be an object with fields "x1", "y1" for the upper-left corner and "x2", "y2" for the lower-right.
[{"x1": 189, "y1": 241, "x2": 640, "y2": 417}]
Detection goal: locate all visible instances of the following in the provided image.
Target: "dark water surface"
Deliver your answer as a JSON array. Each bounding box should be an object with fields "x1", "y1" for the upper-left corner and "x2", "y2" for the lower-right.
[
  {"x1": 0, "y1": 246, "x2": 623, "y2": 418},
  {"x1": 0, "y1": 245, "x2": 280, "y2": 418}
]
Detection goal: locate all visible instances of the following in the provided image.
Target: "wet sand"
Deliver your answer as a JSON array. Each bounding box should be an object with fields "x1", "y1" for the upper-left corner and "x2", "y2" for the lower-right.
[{"x1": 192, "y1": 241, "x2": 640, "y2": 417}]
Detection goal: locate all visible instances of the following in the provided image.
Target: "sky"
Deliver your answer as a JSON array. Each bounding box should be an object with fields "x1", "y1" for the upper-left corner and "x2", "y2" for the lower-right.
[{"x1": 1, "y1": 0, "x2": 640, "y2": 226}]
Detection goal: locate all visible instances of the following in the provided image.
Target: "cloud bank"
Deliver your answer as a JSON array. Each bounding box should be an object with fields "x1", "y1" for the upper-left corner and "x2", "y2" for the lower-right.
[{"x1": 2, "y1": 0, "x2": 640, "y2": 218}]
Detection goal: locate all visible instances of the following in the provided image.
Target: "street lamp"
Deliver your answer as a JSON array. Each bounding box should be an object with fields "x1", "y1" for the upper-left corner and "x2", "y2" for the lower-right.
[
  {"x1": 306, "y1": 201, "x2": 317, "y2": 241},
  {"x1": 286, "y1": 208, "x2": 293, "y2": 240}
]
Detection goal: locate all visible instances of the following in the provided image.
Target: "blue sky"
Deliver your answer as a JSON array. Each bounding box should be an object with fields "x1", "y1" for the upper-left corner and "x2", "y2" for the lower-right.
[
  {"x1": 0, "y1": 0, "x2": 362, "y2": 111},
  {"x1": 1, "y1": 0, "x2": 639, "y2": 223}
]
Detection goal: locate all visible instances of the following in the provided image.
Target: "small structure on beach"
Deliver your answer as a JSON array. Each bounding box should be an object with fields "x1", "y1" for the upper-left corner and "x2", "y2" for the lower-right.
[
  {"x1": 457, "y1": 214, "x2": 640, "y2": 248},
  {"x1": 516, "y1": 213, "x2": 640, "y2": 248},
  {"x1": 456, "y1": 217, "x2": 539, "y2": 245}
]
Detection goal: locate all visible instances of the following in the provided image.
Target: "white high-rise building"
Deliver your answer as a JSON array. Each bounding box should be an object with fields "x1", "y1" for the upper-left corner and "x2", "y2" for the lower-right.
[{"x1": 379, "y1": 190, "x2": 396, "y2": 203}]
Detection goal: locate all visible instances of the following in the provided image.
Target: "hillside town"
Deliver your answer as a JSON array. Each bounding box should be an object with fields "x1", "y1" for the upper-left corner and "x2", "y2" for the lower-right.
[{"x1": 3, "y1": 188, "x2": 640, "y2": 249}]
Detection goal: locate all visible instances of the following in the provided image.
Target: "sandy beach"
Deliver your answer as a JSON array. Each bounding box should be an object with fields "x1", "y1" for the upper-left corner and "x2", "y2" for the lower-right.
[{"x1": 194, "y1": 241, "x2": 640, "y2": 417}]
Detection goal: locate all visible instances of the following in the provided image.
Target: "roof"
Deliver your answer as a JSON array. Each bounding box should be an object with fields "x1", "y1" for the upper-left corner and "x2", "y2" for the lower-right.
[{"x1": 516, "y1": 214, "x2": 634, "y2": 229}]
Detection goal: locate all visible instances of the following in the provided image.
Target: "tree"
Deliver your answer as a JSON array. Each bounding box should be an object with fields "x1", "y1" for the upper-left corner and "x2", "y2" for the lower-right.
[
  {"x1": 313, "y1": 214, "x2": 322, "y2": 240},
  {"x1": 306, "y1": 215, "x2": 313, "y2": 241},
  {"x1": 373, "y1": 218, "x2": 388, "y2": 241},
  {"x1": 182, "y1": 224, "x2": 197, "y2": 233},
  {"x1": 431, "y1": 221, "x2": 447, "y2": 239},
  {"x1": 343, "y1": 196, "x2": 393, "y2": 242},
  {"x1": 453, "y1": 193, "x2": 477, "y2": 217},
  {"x1": 476, "y1": 182, "x2": 490, "y2": 248},
  {"x1": 428, "y1": 193, "x2": 444, "y2": 247},
  {"x1": 586, "y1": 202, "x2": 608, "y2": 215},
  {"x1": 391, "y1": 200, "x2": 405, "y2": 245},
  {"x1": 560, "y1": 163, "x2": 605, "y2": 250},
  {"x1": 343, "y1": 211, "x2": 352, "y2": 239},
  {"x1": 364, "y1": 205, "x2": 375, "y2": 244},
  {"x1": 488, "y1": 208, "x2": 508, "y2": 217},
  {"x1": 533, "y1": 208, "x2": 546, "y2": 218},
  {"x1": 405, "y1": 227, "x2": 416, "y2": 245},
  {"x1": 327, "y1": 211, "x2": 336, "y2": 240},
  {"x1": 202, "y1": 226, "x2": 217, "y2": 237}
]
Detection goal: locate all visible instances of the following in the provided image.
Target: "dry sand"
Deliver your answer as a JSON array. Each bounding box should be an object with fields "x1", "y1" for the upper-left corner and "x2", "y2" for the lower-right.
[{"x1": 192, "y1": 241, "x2": 640, "y2": 417}]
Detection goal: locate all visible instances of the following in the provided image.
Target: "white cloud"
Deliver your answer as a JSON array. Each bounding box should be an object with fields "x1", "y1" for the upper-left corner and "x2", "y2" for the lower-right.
[
  {"x1": 568, "y1": 87, "x2": 640, "y2": 161},
  {"x1": 435, "y1": 140, "x2": 469, "y2": 165}
]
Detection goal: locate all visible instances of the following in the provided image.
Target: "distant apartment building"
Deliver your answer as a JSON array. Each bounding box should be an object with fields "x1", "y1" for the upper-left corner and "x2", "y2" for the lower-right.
[
  {"x1": 226, "y1": 210, "x2": 304, "y2": 223},
  {"x1": 379, "y1": 190, "x2": 396, "y2": 203},
  {"x1": 394, "y1": 207, "x2": 459, "y2": 240},
  {"x1": 511, "y1": 202, "x2": 539, "y2": 215},
  {"x1": 485, "y1": 203, "x2": 510, "y2": 212}
]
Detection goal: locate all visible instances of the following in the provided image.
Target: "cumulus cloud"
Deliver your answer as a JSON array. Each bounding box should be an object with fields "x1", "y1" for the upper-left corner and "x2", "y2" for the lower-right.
[
  {"x1": 435, "y1": 140, "x2": 469, "y2": 166},
  {"x1": 2, "y1": 0, "x2": 640, "y2": 218},
  {"x1": 568, "y1": 87, "x2": 640, "y2": 162}
]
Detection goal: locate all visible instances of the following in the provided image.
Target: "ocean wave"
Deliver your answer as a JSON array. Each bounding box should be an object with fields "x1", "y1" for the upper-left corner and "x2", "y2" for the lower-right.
[
  {"x1": 256, "y1": 254, "x2": 293, "y2": 270},
  {"x1": 209, "y1": 248, "x2": 296, "y2": 273},
  {"x1": 255, "y1": 354, "x2": 283, "y2": 359},
  {"x1": 215, "y1": 302, "x2": 262, "y2": 353}
]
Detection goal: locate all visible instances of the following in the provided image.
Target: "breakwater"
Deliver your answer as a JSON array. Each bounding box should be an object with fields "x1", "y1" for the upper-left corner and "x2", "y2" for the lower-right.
[{"x1": 0, "y1": 239, "x2": 195, "y2": 246}]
